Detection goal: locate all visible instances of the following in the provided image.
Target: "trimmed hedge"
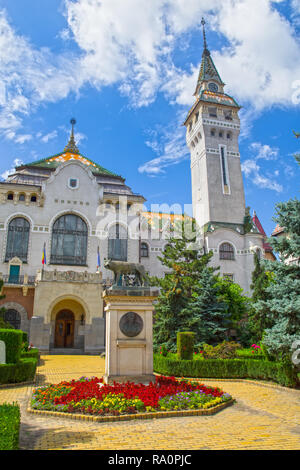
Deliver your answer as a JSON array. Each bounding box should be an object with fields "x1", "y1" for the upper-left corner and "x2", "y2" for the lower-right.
[
  {"x1": 153, "y1": 354, "x2": 298, "y2": 388},
  {"x1": 21, "y1": 348, "x2": 39, "y2": 361},
  {"x1": 0, "y1": 329, "x2": 23, "y2": 364},
  {"x1": 0, "y1": 403, "x2": 20, "y2": 450},
  {"x1": 0, "y1": 358, "x2": 38, "y2": 385},
  {"x1": 236, "y1": 349, "x2": 264, "y2": 360},
  {"x1": 177, "y1": 332, "x2": 195, "y2": 360}
]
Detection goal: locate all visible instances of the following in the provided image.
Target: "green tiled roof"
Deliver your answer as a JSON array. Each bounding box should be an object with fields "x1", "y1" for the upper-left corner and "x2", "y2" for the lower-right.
[
  {"x1": 18, "y1": 151, "x2": 123, "y2": 179},
  {"x1": 197, "y1": 49, "x2": 225, "y2": 87}
]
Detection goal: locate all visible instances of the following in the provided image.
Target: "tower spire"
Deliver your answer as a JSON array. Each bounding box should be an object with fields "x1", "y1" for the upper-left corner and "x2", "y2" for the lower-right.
[
  {"x1": 193, "y1": 18, "x2": 225, "y2": 96},
  {"x1": 201, "y1": 17, "x2": 208, "y2": 52},
  {"x1": 64, "y1": 118, "x2": 79, "y2": 154}
]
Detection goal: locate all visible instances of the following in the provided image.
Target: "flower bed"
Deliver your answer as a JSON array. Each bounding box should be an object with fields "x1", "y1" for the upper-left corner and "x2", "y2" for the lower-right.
[{"x1": 31, "y1": 375, "x2": 232, "y2": 416}]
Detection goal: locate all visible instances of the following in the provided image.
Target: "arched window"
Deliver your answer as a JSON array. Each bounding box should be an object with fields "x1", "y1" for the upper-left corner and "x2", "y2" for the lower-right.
[
  {"x1": 5, "y1": 217, "x2": 30, "y2": 262},
  {"x1": 50, "y1": 214, "x2": 88, "y2": 266},
  {"x1": 7, "y1": 193, "x2": 14, "y2": 201},
  {"x1": 30, "y1": 194, "x2": 37, "y2": 202},
  {"x1": 19, "y1": 194, "x2": 26, "y2": 202},
  {"x1": 108, "y1": 224, "x2": 127, "y2": 261},
  {"x1": 140, "y1": 242, "x2": 149, "y2": 258},
  {"x1": 219, "y1": 243, "x2": 235, "y2": 260},
  {"x1": 4, "y1": 309, "x2": 21, "y2": 329}
]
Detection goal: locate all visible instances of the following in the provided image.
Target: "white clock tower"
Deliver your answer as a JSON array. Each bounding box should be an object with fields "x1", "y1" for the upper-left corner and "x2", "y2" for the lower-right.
[{"x1": 184, "y1": 19, "x2": 264, "y2": 293}]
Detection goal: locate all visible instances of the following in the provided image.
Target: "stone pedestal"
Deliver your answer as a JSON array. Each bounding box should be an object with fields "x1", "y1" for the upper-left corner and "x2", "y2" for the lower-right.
[
  {"x1": 103, "y1": 288, "x2": 158, "y2": 384},
  {"x1": 29, "y1": 316, "x2": 51, "y2": 352}
]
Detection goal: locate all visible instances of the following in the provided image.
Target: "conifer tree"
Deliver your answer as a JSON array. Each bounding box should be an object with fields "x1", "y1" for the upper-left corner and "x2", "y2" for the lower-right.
[
  {"x1": 253, "y1": 155, "x2": 300, "y2": 361},
  {"x1": 179, "y1": 269, "x2": 231, "y2": 347},
  {"x1": 248, "y1": 252, "x2": 274, "y2": 340}
]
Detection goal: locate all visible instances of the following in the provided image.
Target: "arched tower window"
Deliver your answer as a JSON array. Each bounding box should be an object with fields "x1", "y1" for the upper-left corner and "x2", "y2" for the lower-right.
[
  {"x1": 140, "y1": 242, "x2": 149, "y2": 258},
  {"x1": 5, "y1": 217, "x2": 30, "y2": 262},
  {"x1": 50, "y1": 214, "x2": 88, "y2": 266},
  {"x1": 108, "y1": 223, "x2": 127, "y2": 261},
  {"x1": 219, "y1": 242, "x2": 235, "y2": 260}
]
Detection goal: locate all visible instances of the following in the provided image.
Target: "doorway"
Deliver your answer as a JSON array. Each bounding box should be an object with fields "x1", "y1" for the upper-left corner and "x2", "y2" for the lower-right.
[{"x1": 54, "y1": 310, "x2": 75, "y2": 348}]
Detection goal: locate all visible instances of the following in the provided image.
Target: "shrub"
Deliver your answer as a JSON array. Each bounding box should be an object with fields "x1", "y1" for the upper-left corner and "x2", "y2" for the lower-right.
[
  {"x1": 153, "y1": 354, "x2": 298, "y2": 388},
  {"x1": 0, "y1": 402, "x2": 20, "y2": 450},
  {"x1": 159, "y1": 344, "x2": 168, "y2": 357},
  {"x1": 202, "y1": 341, "x2": 242, "y2": 359},
  {"x1": 0, "y1": 358, "x2": 38, "y2": 384},
  {"x1": 0, "y1": 329, "x2": 23, "y2": 363},
  {"x1": 177, "y1": 332, "x2": 195, "y2": 360},
  {"x1": 21, "y1": 348, "x2": 39, "y2": 361}
]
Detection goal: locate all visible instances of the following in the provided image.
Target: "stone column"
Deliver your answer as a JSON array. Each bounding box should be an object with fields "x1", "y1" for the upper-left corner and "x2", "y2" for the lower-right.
[{"x1": 103, "y1": 288, "x2": 158, "y2": 384}]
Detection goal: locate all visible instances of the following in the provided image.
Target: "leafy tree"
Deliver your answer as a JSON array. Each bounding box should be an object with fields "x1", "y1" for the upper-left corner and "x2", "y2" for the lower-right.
[
  {"x1": 215, "y1": 276, "x2": 253, "y2": 346},
  {"x1": 150, "y1": 232, "x2": 229, "y2": 351},
  {"x1": 215, "y1": 276, "x2": 250, "y2": 325}
]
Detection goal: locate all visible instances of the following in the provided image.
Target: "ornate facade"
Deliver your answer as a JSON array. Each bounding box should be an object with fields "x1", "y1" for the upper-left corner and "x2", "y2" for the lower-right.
[{"x1": 0, "y1": 24, "x2": 272, "y2": 353}]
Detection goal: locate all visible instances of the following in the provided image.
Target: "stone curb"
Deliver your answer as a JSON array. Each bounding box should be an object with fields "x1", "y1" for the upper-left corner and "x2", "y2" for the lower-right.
[
  {"x1": 0, "y1": 379, "x2": 36, "y2": 389},
  {"x1": 0, "y1": 371, "x2": 37, "y2": 389},
  {"x1": 26, "y1": 399, "x2": 235, "y2": 423},
  {"x1": 180, "y1": 377, "x2": 300, "y2": 393}
]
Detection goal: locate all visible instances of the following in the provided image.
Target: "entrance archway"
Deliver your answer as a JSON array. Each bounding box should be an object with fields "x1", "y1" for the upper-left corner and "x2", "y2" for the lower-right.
[{"x1": 55, "y1": 310, "x2": 75, "y2": 348}]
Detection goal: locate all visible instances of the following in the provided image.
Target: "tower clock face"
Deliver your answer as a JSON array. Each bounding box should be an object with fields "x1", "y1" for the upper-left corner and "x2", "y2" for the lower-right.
[{"x1": 208, "y1": 82, "x2": 218, "y2": 92}]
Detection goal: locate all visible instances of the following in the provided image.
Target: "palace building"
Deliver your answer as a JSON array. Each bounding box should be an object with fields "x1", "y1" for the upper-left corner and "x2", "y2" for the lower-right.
[{"x1": 0, "y1": 22, "x2": 271, "y2": 353}]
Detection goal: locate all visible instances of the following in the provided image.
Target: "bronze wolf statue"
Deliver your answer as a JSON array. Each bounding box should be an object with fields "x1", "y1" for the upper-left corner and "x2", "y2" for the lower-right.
[{"x1": 104, "y1": 259, "x2": 148, "y2": 287}]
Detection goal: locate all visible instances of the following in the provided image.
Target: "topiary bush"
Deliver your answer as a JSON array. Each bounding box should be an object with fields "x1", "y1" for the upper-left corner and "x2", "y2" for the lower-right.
[
  {"x1": 177, "y1": 332, "x2": 195, "y2": 360},
  {"x1": 0, "y1": 329, "x2": 23, "y2": 363}
]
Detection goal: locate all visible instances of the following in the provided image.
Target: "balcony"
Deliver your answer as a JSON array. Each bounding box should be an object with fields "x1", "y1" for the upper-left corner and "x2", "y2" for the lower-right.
[{"x1": 1, "y1": 274, "x2": 36, "y2": 295}]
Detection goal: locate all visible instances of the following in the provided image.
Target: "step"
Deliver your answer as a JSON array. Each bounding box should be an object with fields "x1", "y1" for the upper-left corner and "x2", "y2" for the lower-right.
[{"x1": 49, "y1": 348, "x2": 85, "y2": 355}]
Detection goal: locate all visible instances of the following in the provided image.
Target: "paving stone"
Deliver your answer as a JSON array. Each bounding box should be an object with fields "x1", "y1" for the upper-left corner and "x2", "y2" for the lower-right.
[{"x1": 0, "y1": 355, "x2": 299, "y2": 450}]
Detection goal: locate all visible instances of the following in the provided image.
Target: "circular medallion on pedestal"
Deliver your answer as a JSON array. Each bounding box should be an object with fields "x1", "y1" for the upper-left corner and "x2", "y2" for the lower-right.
[{"x1": 119, "y1": 312, "x2": 144, "y2": 337}]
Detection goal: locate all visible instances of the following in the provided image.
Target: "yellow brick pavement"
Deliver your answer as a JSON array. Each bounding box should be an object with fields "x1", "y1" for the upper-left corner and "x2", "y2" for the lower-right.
[{"x1": 0, "y1": 355, "x2": 299, "y2": 450}]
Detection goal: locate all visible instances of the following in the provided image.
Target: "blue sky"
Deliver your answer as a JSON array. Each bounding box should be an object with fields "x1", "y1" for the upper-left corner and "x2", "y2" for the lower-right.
[{"x1": 0, "y1": 0, "x2": 299, "y2": 236}]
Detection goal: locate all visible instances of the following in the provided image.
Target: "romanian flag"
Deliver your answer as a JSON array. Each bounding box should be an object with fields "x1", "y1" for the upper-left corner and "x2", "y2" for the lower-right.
[
  {"x1": 97, "y1": 246, "x2": 101, "y2": 269},
  {"x1": 42, "y1": 243, "x2": 47, "y2": 265}
]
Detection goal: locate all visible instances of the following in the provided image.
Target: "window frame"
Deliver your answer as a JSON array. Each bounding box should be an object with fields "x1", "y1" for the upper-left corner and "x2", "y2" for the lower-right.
[
  {"x1": 140, "y1": 242, "x2": 149, "y2": 258},
  {"x1": 219, "y1": 242, "x2": 235, "y2": 261},
  {"x1": 50, "y1": 214, "x2": 88, "y2": 266},
  {"x1": 5, "y1": 217, "x2": 30, "y2": 263}
]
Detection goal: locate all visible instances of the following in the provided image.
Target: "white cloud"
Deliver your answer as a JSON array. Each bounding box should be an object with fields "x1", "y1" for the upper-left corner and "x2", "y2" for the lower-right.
[
  {"x1": 1, "y1": 0, "x2": 300, "y2": 182},
  {"x1": 0, "y1": 10, "x2": 83, "y2": 139},
  {"x1": 138, "y1": 113, "x2": 189, "y2": 176},
  {"x1": 15, "y1": 134, "x2": 32, "y2": 144},
  {"x1": 0, "y1": 158, "x2": 23, "y2": 180},
  {"x1": 241, "y1": 140, "x2": 283, "y2": 192},
  {"x1": 250, "y1": 142, "x2": 279, "y2": 161},
  {"x1": 40, "y1": 130, "x2": 58, "y2": 143}
]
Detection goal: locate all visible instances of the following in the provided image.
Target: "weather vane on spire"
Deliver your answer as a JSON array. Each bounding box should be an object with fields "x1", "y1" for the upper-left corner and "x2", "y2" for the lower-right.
[{"x1": 64, "y1": 118, "x2": 79, "y2": 154}]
